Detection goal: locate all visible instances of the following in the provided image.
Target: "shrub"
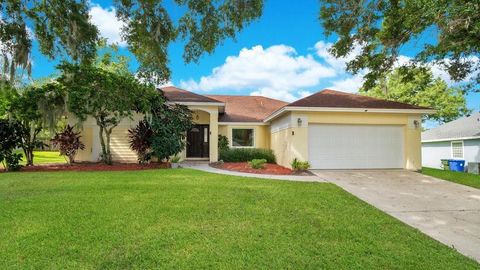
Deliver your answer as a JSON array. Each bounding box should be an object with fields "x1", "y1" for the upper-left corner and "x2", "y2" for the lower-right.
[
  {"x1": 150, "y1": 103, "x2": 193, "y2": 162},
  {"x1": 170, "y1": 155, "x2": 181, "y2": 163},
  {"x1": 0, "y1": 119, "x2": 23, "y2": 171},
  {"x1": 128, "y1": 120, "x2": 153, "y2": 164},
  {"x1": 248, "y1": 159, "x2": 267, "y2": 169},
  {"x1": 218, "y1": 135, "x2": 229, "y2": 151},
  {"x1": 219, "y1": 148, "x2": 276, "y2": 163},
  {"x1": 51, "y1": 125, "x2": 85, "y2": 164},
  {"x1": 3, "y1": 152, "x2": 23, "y2": 171},
  {"x1": 291, "y1": 158, "x2": 310, "y2": 171}
]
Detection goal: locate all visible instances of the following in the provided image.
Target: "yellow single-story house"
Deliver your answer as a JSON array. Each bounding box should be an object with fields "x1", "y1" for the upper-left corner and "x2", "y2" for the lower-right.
[{"x1": 72, "y1": 86, "x2": 434, "y2": 170}]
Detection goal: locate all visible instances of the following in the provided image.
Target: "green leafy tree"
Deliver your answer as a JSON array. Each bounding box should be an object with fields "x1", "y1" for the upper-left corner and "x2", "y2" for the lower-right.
[
  {"x1": 0, "y1": 80, "x2": 15, "y2": 118},
  {"x1": 7, "y1": 82, "x2": 65, "y2": 166},
  {"x1": 0, "y1": 119, "x2": 23, "y2": 171},
  {"x1": 319, "y1": 0, "x2": 480, "y2": 91},
  {"x1": 58, "y1": 58, "x2": 155, "y2": 164},
  {"x1": 149, "y1": 94, "x2": 193, "y2": 162},
  {"x1": 0, "y1": 0, "x2": 99, "y2": 80},
  {"x1": 361, "y1": 68, "x2": 470, "y2": 124},
  {"x1": 1, "y1": 0, "x2": 263, "y2": 83}
]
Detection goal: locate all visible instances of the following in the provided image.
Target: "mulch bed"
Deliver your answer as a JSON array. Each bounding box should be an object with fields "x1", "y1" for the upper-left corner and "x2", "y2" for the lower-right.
[
  {"x1": 1, "y1": 162, "x2": 170, "y2": 173},
  {"x1": 210, "y1": 162, "x2": 295, "y2": 175}
]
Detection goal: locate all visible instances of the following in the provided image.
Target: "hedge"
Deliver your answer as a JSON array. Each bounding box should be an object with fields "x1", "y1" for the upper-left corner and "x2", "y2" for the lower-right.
[{"x1": 219, "y1": 148, "x2": 276, "y2": 163}]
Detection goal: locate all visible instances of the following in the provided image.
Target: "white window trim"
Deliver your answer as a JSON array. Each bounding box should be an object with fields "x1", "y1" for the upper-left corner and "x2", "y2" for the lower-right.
[
  {"x1": 231, "y1": 128, "x2": 255, "y2": 148},
  {"x1": 450, "y1": 141, "x2": 464, "y2": 159}
]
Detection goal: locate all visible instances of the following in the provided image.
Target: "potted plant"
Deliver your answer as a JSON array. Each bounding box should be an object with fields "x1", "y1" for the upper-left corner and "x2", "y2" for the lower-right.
[{"x1": 170, "y1": 155, "x2": 182, "y2": 168}]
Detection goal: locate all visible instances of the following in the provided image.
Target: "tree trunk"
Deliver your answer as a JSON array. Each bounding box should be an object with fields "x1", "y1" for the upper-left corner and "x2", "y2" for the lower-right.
[
  {"x1": 22, "y1": 136, "x2": 34, "y2": 166},
  {"x1": 68, "y1": 154, "x2": 75, "y2": 165},
  {"x1": 98, "y1": 125, "x2": 110, "y2": 164},
  {"x1": 24, "y1": 148, "x2": 34, "y2": 166},
  {"x1": 22, "y1": 123, "x2": 41, "y2": 166},
  {"x1": 105, "y1": 128, "x2": 113, "y2": 165}
]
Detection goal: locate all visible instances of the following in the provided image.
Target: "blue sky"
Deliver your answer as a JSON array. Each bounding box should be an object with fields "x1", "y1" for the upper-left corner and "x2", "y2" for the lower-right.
[{"x1": 30, "y1": 0, "x2": 480, "y2": 111}]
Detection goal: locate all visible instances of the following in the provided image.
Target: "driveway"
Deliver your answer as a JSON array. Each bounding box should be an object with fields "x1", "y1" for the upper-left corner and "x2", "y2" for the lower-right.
[{"x1": 313, "y1": 170, "x2": 480, "y2": 262}]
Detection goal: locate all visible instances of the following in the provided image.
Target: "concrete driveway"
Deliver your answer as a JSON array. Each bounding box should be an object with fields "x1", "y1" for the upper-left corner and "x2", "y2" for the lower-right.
[{"x1": 313, "y1": 170, "x2": 480, "y2": 262}]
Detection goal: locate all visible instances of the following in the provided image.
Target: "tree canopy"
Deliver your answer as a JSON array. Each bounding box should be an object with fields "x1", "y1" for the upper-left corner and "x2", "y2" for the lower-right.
[
  {"x1": 58, "y1": 55, "x2": 156, "y2": 164},
  {"x1": 319, "y1": 0, "x2": 480, "y2": 91},
  {"x1": 361, "y1": 68, "x2": 470, "y2": 124},
  {"x1": 149, "y1": 96, "x2": 193, "y2": 162},
  {"x1": 6, "y1": 82, "x2": 65, "y2": 165},
  {"x1": 1, "y1": 0, "x2": 263, "y2": 82}
]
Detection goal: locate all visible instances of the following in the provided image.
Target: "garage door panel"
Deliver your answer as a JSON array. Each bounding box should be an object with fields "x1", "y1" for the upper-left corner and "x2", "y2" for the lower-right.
[{"x1": 308, "y1": 124, "x2": 404, "y2": 169}]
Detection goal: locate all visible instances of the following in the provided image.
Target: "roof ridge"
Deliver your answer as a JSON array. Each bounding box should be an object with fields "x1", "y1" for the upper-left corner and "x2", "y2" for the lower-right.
[
  {"x1": 159, "y1": 86, "x2": 222, "y2": 103},
  {"x1": 205, "y1": 94, "x2": 288, "y2": 103},
  {"x1": 286, "y1": 88, "x2": 431, "y2": 110}
]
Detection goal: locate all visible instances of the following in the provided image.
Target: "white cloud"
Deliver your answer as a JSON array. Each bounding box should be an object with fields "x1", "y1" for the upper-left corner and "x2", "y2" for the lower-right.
[
  {"x1": 315, "y1": 41, "x2": 364, "y2": 92},
  {"x1": 179, "y1": 40, "x2": 478, "y2": 101},
  {"x1": 89, "y1": 4, "x2": 126, "y2": 46},
  {"x1": 180, "y1": 44, "x2": 336, "y2": 101},
  {"x1": 328, "y1": 74, "x2": 364, "y2": 93},
  {"x1": 314, "y1": 41, "x2": 362, "y2": 71}
]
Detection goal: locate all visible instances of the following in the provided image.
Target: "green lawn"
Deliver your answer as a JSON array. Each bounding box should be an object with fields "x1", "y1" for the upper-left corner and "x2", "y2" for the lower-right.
[
  {"x1": 0, "y1": 169, "x2": 477, "y2": 269},
  {"x1": 20, "y1": 150, "x2": 67, "y2": 165},
  {"x1": 423, "y1": 167, "x2": 480, "y2": 189},
  {"x1": 2, "y1": 151, "x2": 66, "y2": 169}
]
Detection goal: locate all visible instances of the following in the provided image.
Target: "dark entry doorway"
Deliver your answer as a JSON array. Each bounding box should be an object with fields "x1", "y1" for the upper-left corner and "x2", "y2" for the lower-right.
[{"x1": 186, "y1": 125, "x2": 209, "y2": 158}]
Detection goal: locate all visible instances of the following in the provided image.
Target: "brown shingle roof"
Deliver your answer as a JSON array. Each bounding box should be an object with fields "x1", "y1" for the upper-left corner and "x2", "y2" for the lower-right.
[
  {"x1": 287, "y1": 89, "x2": 430, "y2": 110},
  {"x1": 160, "y1": 86, "x2": 221, "y2": 103},
  {"x1": 206, "y1": 95, "x2": 288, "y2": 122}
]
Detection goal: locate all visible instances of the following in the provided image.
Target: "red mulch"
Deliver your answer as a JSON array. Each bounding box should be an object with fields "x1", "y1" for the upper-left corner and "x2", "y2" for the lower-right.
[
  {"x1": 1, "y1": 162, "x2": 170, "y2": 173},
  {"x1": 211, "y1": 162, "x2": 293, "y2": 175}
]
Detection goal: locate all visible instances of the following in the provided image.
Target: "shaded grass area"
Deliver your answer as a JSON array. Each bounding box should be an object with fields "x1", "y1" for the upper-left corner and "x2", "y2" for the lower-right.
[
  {"x1": 0, "y1": 169, "x2": 477, "y2": 269},
  {"x1": 20, "y1": 151, "x2": 66, "y2": 165},
  {"x1": 1, "y1": 151, "x2": 66, "y2": 169},
  {"x1": 423, "y1": 167, "x2": 480, "y2": 189}
]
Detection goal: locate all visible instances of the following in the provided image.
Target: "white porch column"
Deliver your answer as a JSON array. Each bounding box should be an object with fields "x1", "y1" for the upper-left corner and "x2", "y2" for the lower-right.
[{"x1": 209, "y1": 110, "x2": 219, "y2": 162}]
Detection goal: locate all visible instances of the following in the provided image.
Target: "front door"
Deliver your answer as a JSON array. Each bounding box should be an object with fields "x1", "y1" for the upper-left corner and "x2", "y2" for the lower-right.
[{"x1": 187, "y1": 125, "x2": 210, "y2": 158}]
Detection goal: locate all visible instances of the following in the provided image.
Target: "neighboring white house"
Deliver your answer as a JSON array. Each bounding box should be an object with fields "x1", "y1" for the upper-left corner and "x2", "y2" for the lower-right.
[{"x1": 422, "y1": 113, "x2": 480, "y2": 170}]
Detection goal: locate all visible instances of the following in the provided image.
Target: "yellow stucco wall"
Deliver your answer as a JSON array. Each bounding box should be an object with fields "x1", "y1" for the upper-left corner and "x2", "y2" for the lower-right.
[
  {"x1": 270, "y1": 126, "x2": 309, "y2": 168},
  {"x1": 270, "y1": 111, "x2": 423, "y2": 170},
  {"x1": 191, "y1": 110, "x2": 210, "y2": 124},
  {"x1": 76, "y1": 127, "x2": 93, "y2": 162},
  {"x1": 218, "y1": 124, "x2": 270, "y2": 149},
  {"x1": 68, "y1": 113, "x2": 144, "y2": 162},
  {"x1": 71, "y1": 105, "x2": 221, "y2": 163}
]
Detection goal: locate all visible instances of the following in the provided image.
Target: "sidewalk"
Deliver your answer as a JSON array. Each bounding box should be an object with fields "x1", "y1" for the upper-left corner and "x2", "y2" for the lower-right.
[{"x1": 181, "y1": 162, "x2": 323, "y2": 182}]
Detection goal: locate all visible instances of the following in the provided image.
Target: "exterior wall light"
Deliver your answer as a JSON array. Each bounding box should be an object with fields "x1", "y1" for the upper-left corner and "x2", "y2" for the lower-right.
[
  {"x1": 413, "y1": 120, "x2": 420, "y2": 129},
  {"x1": 297, "y1": 117, "x2": 302, "y2": 126}
]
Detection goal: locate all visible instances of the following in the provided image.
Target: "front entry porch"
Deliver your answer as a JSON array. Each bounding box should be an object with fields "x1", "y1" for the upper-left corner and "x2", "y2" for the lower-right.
[{"x1": 180, "y1": 107, "x2": 219, "y2": 162}]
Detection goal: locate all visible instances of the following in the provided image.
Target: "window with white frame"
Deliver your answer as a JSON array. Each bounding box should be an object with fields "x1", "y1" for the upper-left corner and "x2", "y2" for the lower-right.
[
  {"x1": 451, "y1": 141, "x2": 464, "y2": 159},
  {"x1": 232, "y1": 128, "x2": 254, "y2": 147}
]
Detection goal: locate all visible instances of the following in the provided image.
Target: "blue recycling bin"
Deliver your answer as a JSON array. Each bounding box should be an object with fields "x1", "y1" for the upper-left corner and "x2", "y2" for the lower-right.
[{"x1": 448, "y1": 160, "x2": 465, "y2": 172}]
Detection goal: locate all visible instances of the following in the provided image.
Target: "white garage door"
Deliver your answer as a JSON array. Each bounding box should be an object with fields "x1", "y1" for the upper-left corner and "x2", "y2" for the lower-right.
[{"x1": 308, "y1": 124, "x2": 404, "y2": 169}]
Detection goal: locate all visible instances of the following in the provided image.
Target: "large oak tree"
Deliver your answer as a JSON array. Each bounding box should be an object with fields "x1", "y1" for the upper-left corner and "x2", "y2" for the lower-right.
[
  {"x1": 0, "y1": 0, "x2": 263, "y2": 83},
  {"x1": 319, "y1": 0, "x2": 480, "y2": 91}
]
